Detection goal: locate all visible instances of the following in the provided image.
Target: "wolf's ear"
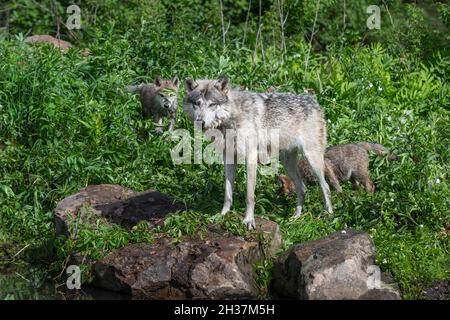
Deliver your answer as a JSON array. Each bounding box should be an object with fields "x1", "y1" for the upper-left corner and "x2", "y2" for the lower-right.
[
  {"x1": 155, "y1": 76, "x2": 162, "y2": 86},
  {"x1": 172, "y1": 76, "x2": 179, "y2": 87},
  {"x1": 185, "y1": 78, "x2": 198, "y2": 92},
  {"x1": 215, "y1": 76, "x2": 229, "y2": 94}
]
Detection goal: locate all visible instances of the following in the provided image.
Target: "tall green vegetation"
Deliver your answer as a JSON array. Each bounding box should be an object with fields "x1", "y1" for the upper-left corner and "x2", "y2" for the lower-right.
[{"x1": 0, "y1": 0, "x2": 448, "y2": 299}]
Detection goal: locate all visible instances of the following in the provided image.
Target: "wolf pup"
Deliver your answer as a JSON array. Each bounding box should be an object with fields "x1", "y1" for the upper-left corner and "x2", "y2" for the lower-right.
[
  {"x1": 278, "y1": 142, "x2": 397, "y2": 195},
  {"x1": 183, "y1": 76, "x2": 332, "y2": 229},
  {"x1": 126, "y1": 76, "x2": 179, "y2": 132}
]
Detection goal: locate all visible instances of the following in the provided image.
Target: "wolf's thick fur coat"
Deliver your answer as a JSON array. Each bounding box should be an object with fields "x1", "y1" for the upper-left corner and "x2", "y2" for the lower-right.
[{"x1": 183, "y1": 77, "x2": 332, "y2": 228}]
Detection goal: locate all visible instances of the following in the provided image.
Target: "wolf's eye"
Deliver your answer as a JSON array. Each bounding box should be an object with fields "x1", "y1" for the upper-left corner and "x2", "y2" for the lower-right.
[
  {"x1": 209, "y1": 104, "x2": 218, "y2": 109},
  {"x1": 158, "y1": 92, "x2": 164, "y2": 97}
]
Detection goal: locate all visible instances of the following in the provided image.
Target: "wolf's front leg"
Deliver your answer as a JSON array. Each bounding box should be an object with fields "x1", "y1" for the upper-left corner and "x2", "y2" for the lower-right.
[
  {"x1": 168, "y1": 114, "x2": 176, "y2": 131},
  {"x1": 154, "y1": 115, "x2": 163, "y2": 134},
  {"x1": 243, "y1": 148, "x2": 257, "y2": 229},
  {"x1": 221, "y1": 159, "x2": 236, "y2": 215}
]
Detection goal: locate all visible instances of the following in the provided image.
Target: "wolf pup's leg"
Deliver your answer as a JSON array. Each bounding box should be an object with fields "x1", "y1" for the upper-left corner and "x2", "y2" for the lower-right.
[
  {"x1": 324, "y1": 160, "x2": 342, "y2": 193},
  {"x1": 168, "y1": 114, "x2": 176, "y2": 131},
  {"x1": 243, "y1": 142, "x2": 258, "y2": 229},
  {"x1": 282, "y1": 150, "x2": 306, "y2": 218},
  {"x1": 352, "y1": 170, "x2": 375, "y2": 193},
  {"x1": 303, "y1": 146, "x2": 333, "y2": 213},
  {"x1": 153, "y1": 115, "x2": 163, "y2": 134}
]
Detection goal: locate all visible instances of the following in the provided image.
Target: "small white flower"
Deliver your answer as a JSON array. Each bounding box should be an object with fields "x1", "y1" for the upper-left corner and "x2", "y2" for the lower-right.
[
  {"x1": 378, "y1": 86, "x2": 383, "y2": 91},
  {"x1": 368, "y1": 83, "x2": 373, "y2": 88},
  {"x1": 332, "y1": 98, "x2": 336, "y2": 102},
  {"x1": 400, "y1": 117, "x2": 406, "y2": 124},
  {"x1": 382, "y1": 258, "x2": 387, "y2": 264},
  {"x1": 390, "y1": 198, "x2": 394, "y2": 202},
  {"x1": 405, "y1": 110, "x2": 413, "y2": 117},
  {"x1": 419, "y1": 224, "x2": 424, "y2": 228},
  {"x1": 436, "y1": 178, "x2": 440, "y2": 184},
  {"x1": 387, "y1": 116, "x2": 392, "y2": 121}
]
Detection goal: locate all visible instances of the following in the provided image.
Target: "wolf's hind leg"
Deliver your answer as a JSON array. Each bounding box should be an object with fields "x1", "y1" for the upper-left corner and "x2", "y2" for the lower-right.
[
  {"x1": 303, "y1": 147, "x2": 333, "y2": 213},
  {"x1": 282, "y1": 151, "x2": 306, "y2": 218}
]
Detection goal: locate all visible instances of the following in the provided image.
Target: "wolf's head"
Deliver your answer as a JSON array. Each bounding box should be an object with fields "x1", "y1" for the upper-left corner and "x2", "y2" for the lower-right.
[
  {"x1": 183, "y1": 77, "x2": 231, "y2": 129},
  {"x1": 154, "y1": 76, "x2": 179, "y2": 113}
]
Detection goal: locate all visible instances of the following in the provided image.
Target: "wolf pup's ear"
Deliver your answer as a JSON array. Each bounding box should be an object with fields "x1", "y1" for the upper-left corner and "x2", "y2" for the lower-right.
[
  {"x1": 215, "y1": 76, "x2": 229, "y2": 94},
  {"x1": 185, "y1": 78, "x2": 198, "y2": 92},
  {"x1": 172, "y1": 76, "x2": 179, "y2": 87},
  {"x1": 155, "y1": 76, "x2": 162, "y2": 87}
]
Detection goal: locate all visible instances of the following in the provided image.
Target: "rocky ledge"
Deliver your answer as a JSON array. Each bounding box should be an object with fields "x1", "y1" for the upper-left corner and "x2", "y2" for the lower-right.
[{"x1": 54, "y1": 184, "x2": 282, "y2": 299}]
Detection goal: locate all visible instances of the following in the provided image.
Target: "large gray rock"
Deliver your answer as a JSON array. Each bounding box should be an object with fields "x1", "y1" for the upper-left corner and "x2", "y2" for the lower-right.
[
  {"x1": 271, "y1": 229, "x2": 401, "y2": 300},
  {"x1": 93, "y1": 217, "x2": 282, "y2": 299}
]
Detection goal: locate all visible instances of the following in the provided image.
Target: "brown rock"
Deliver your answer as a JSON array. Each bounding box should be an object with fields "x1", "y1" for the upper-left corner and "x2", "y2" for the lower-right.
[
  {"x1": 93, "y1": 217, "x2": 282, "y2": 299},
  {"x1": 24, "y1": 35, "x2": 73, "y2": 51}
]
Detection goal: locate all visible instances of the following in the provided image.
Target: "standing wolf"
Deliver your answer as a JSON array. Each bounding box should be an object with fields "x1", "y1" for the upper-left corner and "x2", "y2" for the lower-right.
[
  {"x1": 278, "y1": 142, "x2": 397, "y2": 195},
  {"x1": 183, "y1": 76, "x2": 332, "y2": 229},
  {"x1": 126, "y1": 76, "x2": 179, "y2": 132}
]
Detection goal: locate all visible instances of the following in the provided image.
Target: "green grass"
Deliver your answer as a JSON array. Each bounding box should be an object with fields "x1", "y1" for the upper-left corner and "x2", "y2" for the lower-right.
[{"x1": 0, "y1": 0, "x2": 449, "y2": 300}]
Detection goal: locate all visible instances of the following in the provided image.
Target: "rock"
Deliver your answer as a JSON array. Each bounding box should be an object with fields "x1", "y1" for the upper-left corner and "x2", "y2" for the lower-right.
[
  {"x1": 93, "y1": 217, "x2": 282, "y2": 299},
  {"x1": 54, "y1": 184, "x2": 282, "y2": 299},
  {"x1": 24, "y1": 35, "x2": 90, "y2": 56},
  {"x1": 421, "y1": 280, "x2": 449, "y2": 300},
  {"x1": 53, "y1": 184, "x2": 186, "y2": 237},
  {"x1": 24, "y1": 35, "x2": 73, "y2": 51},
  {"x1": 271, "y1": 229, "x2": 401, "y2": 300}
]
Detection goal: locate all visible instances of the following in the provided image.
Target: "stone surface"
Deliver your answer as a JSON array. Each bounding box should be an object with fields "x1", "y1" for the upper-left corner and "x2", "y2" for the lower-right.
[
  {"x1": 271, "y1": 229, "x2": 401, "y2": 300},
  {"x1": 53, "y1": 184, "x2": 186, "y2": 237},
  {"x1": 93, "y1": 217, "x2": 282, "y2": 299},
  {"x1": 54, "y1": 184, "x2": 282, "y2": 299},
  {"x1": 24, "y1": 35, "x2": 73, "y2": 51},
  {"x1": 421, "y1": 280, "x2": 449, "y2": 300}
]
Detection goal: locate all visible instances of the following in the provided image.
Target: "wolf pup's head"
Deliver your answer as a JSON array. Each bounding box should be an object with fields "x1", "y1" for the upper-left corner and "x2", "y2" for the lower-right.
[
  {"x1": 183, "y1": 76, "x2": 230, "y2": 129},
  {"x1": 154, "y1": 76, "x2": 179, "y2": 113}
]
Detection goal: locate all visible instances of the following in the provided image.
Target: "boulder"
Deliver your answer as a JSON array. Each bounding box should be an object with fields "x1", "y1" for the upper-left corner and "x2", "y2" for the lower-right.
[
  {"x1": 54, "y1": 184, "x2": 186, "y2": 237},
  {"x1": 271, "y1": 229, "x2": 401, "y2": 300},
  {"x1": 24, "y1": 35, "x2": 90, "y2": 56},
  {"x1": 54, "y1": 184, "x2": 282, "y2": 299},
  {"x1": 421, "y1": 280, "x2": 449, "y2": 300},
  {"x1": 93, "y1": 217, "x2": 281, "y2": 300},
  {"x1": 24, "y1": 35, "x2": 73, "y2": 51}
]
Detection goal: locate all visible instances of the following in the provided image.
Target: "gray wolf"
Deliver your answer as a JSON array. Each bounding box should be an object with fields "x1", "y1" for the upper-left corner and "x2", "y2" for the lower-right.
[
  {"x1": 278, "y1": 142, "x2": 397, "y2": 195},
  {"x1": 126, "y1": 76, "x2": 179, "y2": 132},
  {"x1": 183, "y1": 76, "x2": 332, "y2": 229}
]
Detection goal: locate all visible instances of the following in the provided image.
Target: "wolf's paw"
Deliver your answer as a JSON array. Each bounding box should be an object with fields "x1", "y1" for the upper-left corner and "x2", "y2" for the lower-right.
[
  {"x1": 243, "y1": 217, "x2": 255, "y2": 230},
  {"x1": 220, "y1": 206, "x2": 230, "y2": 216},
  {"x1": 291, "y1": 208, "x2": 302, "y2": 219}
]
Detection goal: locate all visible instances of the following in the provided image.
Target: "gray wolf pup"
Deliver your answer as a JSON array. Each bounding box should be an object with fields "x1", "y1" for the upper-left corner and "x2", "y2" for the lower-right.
[
  {"x1": 183, "y1": 76, "x2": 332, "y2": 229},
  {"x1": 126, "y1": 76, "x2": 179, "y2": 132},
  {"x1": 278, "y1": 142, "x2": 397, "y2": 195}
]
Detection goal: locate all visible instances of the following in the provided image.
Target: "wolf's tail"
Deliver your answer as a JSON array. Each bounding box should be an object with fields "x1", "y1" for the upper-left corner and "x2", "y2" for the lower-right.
[
  {"x1": 126, "y1": 84, "x2": 143, "y2": 94},
  {"x1": 357, "y1": 142, "x2": 398, "y2": 160}
]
